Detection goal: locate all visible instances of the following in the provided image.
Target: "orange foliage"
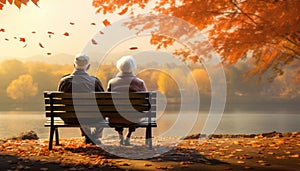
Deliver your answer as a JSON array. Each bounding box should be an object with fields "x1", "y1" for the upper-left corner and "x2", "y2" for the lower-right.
[
  {"x1": 0, "y1": 0, "x2": 39, "y2": 9},
  {"x1": 93, "y1": 0, "x2": 300, "y2": 80}
]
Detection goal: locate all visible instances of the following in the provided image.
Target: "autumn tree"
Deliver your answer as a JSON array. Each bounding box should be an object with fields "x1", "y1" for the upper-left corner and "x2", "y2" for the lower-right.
[
  {"x1": 93, "y1": 0, "x2": 300, "y2": 80},
  {"x1": 0, "y1": 0, "x2": 39, "y2": 10},
  {"x1": 6, "y1": 74, "x2": 38, "y2": 100}
]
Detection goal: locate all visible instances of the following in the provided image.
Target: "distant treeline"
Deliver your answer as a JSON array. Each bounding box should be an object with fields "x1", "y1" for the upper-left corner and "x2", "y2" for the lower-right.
[{"x1": 0, "y1": 59, "x2": 299, "y2": 111}]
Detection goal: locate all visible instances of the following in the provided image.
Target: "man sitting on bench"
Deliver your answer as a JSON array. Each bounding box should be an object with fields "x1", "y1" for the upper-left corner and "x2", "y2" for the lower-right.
[{"x1": 57, "y1": 54, "x2": 105, "y2": 145}]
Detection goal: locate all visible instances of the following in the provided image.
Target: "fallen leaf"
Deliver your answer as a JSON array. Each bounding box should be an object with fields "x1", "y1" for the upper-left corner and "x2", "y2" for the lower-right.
[
  {"x1": 102, "y1": 19, "x2": 111, "y2": 26},
  {"x1": 63, "y1": 32, "x2": 69, "y2": 36},
  {"x1": 289, "y1": 154, "x2": 299, "y2": 158},
  {"x1": 19, "y1": 37, "x2": 26, "y2": 42},
  {"x1": 39, "y1": 42, "x2": 44, "y2": 48},
  {"x1": 144, "y1": 163, "x2": 152, "y2": 166},
  {"x1": 91, "y1": 39, "x2": 98, "y2": 45}
]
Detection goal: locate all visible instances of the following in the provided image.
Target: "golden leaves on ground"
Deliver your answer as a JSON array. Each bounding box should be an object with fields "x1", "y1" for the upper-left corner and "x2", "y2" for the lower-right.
[{"x1": 0, "y1": 132, "x2": 299, "y2": 170}]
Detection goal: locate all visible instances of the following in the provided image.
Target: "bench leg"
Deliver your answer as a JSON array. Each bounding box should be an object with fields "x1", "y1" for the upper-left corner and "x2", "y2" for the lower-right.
[
  {"x1": 49, "y1": 126, "x2": 55, "y2": 150},
  {"x1": 55, "y1": 128, "x2": 59, "y2": 145},
  {"x1": 146, "y1": 126, "x2": 153, "y2": 149}
]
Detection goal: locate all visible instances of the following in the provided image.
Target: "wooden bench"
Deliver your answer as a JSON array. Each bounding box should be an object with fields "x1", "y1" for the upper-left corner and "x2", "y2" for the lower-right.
[{"x1": 44, "y1": 91, "x2": 157, "y2": 150}]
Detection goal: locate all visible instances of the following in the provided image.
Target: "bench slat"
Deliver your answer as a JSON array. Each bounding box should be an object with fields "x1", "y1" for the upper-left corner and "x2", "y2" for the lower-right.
[
  {"x1": 45, "y1": 105, "x2": 156, "y2": 112},
  {"x1": 44, "y1": 118, "x2": 157, "y2": 127},
  {"x1": 45, "y1": 111, "x2": 156, "y2": 118},
  {"x1": 44, "y1": 92, "x2": 156, "y2": 99},
  {"x1": 45, "y1": 99, "x2": 156, "y2": 105}
]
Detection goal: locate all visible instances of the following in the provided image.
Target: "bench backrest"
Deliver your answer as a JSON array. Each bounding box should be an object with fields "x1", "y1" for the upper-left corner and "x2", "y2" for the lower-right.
[{"x1": 44, "y1": 91, "x2": 157, "y2": 124}]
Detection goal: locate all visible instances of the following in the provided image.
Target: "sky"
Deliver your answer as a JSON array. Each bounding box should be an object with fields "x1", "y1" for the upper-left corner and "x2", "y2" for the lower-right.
[{"x1": 0, "y1": 0, "x2": 121, "y2": 59}]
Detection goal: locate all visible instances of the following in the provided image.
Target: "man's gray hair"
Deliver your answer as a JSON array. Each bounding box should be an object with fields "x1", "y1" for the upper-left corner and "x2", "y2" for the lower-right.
[
  {"x1": 116, "y1": 55, "x2": 137, "y2": 73},
  {"x1": 74, "y1": 54, "x2": 90, "y2": 70}
]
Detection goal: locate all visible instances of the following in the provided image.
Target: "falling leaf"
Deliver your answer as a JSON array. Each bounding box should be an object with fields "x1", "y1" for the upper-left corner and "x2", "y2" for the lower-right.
[
  {"x1": 14, "y1": 37, "x2": 17, "y2": 39},
  {"x1": 102, "y1": 19, "x2": 111, "y2": 26},
  {"x1": 99, "y1": 31, "x2": 104, "y2": 34},
  {"x1": 91, "y1": 39, "x2": 98, "y2": 45},
  {"x1": 39, "y1": 42, "x2": 44, "y2": 48},
  {"x1": 0, "y1": 28, "x2": 5, "y2": 32},
  {"x1": 5, "y1": 38, "x2": 9, "y2": 41},
  {"x1": 23, "y1": 44, "x2": 27, "y2": 48},
  {"x1": 129, "y1": 47, "x2": 138, "y2": 50},
  {"x1": 118, "y1": 7, "x2": 128, "y2": 15},
  {"x1": 90, "y1": 22, "x2": 96, "y2": 25},
  {"x1": 63, "y1": 32, "x2": 69, "y2": 36},
  {"x1": 46, "y1": 53, "x2": 52, "y2": 55},
  {"x1": 70, "y1": 22, "x2": 75, "y2": 25},
  {"x1": 19, "y1": 37, "x2": 26, "y2": 42},
  {"x1": 31, "y1": 31, "x2": 36, "y2": 34},
  {"x1": 47, "y1": 31, "x2": 54, "y2": 35}
]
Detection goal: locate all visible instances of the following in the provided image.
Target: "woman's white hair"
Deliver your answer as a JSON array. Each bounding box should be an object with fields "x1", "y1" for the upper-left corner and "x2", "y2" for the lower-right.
[{"x1": 116, "y1": 55, "x2": 137, "y2": 73}]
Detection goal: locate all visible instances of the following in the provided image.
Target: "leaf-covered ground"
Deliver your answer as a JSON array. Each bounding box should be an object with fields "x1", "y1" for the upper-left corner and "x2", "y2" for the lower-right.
[{"x1": 0, "y1": 132, "x2": 299, "y2": 171}]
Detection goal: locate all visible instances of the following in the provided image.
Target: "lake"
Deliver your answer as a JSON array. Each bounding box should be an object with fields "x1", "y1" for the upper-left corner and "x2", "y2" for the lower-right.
[{"x1": 0, "y1": 111, "x2": 299, "y2": 139}]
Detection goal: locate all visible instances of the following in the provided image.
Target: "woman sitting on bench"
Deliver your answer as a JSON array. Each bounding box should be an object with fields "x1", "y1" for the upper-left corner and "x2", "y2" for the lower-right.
[{"x1": 107, "y1": 55, "x2": 147, "y2": 146}]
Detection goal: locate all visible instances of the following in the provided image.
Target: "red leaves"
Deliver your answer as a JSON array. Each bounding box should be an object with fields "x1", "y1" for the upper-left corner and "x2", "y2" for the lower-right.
[
  {"x1": 0, "y1": 28, "x2": 5, "y2": 32},
  {"x1": 0, "y1": 3, "x2": 3, "y2": 10},
  {"x1": 91, "y1": 39, "x2": 98, "y2": 45},
  {"x1": 19, "y1": 37, "x2": 25, "y2": 42},
  {"x1": 47, "y1": 31, "x2": 54, "y2": 35},
  {"x1": 19, "y1": 0, "x2": 30, "y2": 5},
  {"x1": 129, "y1": 47, "x2": 138, "y2": 50},
  {"x1": 63, "y1": 32, "x2": 69, "y2": 36},
  {"x1": 0, "y1": 0, "x2": 6, "y2": 4},
  {"x1": 102, "y1": 19, "x2": 111, "y2": 26},
  {"x1": 31, "y1": 0, "x2": 39, "y2": 7},
  {"x1": 39, "y1": 42, "x2": 44, "y2": 48},
  {"x1": 118, "y1": 7, "x2": 128, "y2": 15}
]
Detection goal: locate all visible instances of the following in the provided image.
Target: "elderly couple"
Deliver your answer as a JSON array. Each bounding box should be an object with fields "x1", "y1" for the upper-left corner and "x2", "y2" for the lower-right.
[{"x1": 57, "y1": 54, "x2": 147, "y2": 146}]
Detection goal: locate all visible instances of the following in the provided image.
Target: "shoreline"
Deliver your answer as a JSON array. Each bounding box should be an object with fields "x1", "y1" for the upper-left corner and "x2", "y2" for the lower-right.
[{"x1": 1, "y1": 131, "x2": 299, "y2": 171}]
